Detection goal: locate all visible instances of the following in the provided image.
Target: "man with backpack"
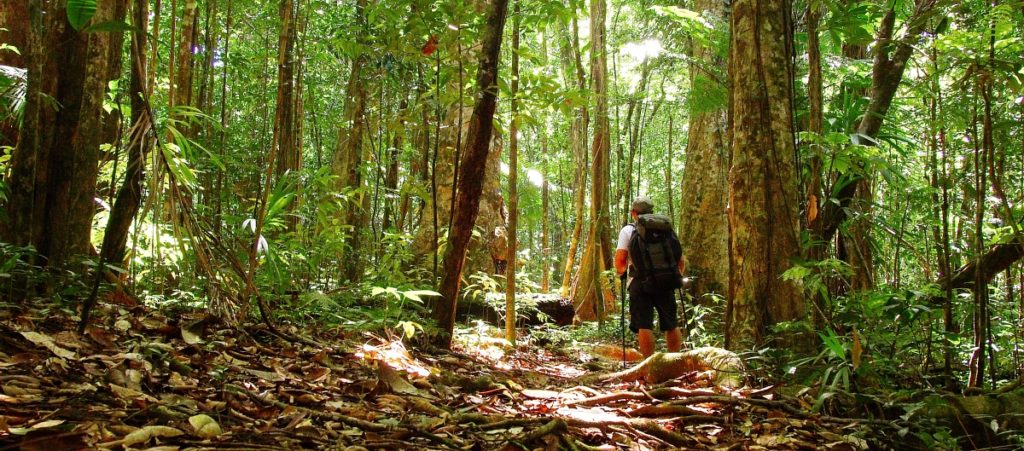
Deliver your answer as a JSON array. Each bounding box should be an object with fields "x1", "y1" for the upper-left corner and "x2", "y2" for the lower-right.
[{"x1": 614, "y1": 196, "x2": 685, "y2": 357}]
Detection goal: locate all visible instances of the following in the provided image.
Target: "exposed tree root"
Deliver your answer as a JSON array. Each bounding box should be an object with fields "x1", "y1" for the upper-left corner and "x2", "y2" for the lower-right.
[{"x1": 590, "y1": 347, "x2": 745, "y2": 387}]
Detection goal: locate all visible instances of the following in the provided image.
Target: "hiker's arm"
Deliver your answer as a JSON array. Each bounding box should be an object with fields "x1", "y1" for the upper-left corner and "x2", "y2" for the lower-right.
[
  {"x1": 678, "y1": 255, "x2": 686, "y2": 274},
  {"x1": 614, "y1": 249, "x2": 628, "y2": 278}
]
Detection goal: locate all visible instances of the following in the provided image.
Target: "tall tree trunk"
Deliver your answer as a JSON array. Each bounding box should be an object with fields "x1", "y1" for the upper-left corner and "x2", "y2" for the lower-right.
[
  {"x1": 383, "y1": 89, "x2": 409, "y2": 231},
  {"x1": 2, "y1": 0, "x2": 126, "y2": 269},
  {"x1": 570, "y1": 0, "x2": 612, "y2": 322},
  {"x1": 505, "y1": 1, "x2": 520, "y2": 344},
  {"x1": 101, "y1": 0, "x2": 153, "y2": 267},
  {"x1": 433, "y1": 0, "x2": 509, "y2": 349},
  {"x1": 272, "y1": 0, "x2": 298, "y2": 179},
  {"x1": 805, "y1": 0, "x2": 827, "y2": 327},
  {"x1": 725, "y1": 0, "x2": 803, "y2": 349},
  {"x1": 558, "y1": 15, "x2": 588, "y2": 297},
  {"x1": 679, "y1": 0, "x2": 729, "y2": 302},
  {"x1": 620, "y1": 61, "x2": 651, "y2": 225},
  {"x1": 328, "y1": 0, "x2": 368, "y2": 281},
  {"x1": 172, "y1": 0, "x2": 198, "y2": 113}
]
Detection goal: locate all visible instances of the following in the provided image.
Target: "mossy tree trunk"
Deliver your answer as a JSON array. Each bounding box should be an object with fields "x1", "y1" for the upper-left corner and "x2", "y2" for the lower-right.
[
  {"x1": 678, "y1": 0, "x2": 728, "y2": 302},
  {"x1": 725, "y1": 0, "x2": 803, "y2": 349}
]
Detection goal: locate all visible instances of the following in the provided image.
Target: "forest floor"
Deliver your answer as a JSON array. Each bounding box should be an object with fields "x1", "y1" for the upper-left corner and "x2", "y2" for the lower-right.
[{"x1": 1, "y1": 299, "x2": 892, "y2": 450}]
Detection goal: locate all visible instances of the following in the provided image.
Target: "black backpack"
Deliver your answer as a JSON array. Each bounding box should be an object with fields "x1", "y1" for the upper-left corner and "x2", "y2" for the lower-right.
[{"x1": 628, "y1": 214, "x2": 683, "y2": 293}]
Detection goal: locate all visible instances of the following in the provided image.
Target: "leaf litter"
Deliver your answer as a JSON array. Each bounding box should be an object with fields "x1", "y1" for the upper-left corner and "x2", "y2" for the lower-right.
[{"x1": 0, "y1": 301, "x2": 883, "y2": 450}]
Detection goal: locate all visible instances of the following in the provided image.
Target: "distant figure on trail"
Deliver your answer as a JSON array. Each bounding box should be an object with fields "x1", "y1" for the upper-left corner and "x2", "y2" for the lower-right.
[{"x1": 615, "y1": 196, "x2": 685, "y2": 357}]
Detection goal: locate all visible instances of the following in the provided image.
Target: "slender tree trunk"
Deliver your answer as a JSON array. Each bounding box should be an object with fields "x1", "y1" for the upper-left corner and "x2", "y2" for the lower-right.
[
  {"x1": 620, "y1": 61, "x2": 651, "y2": 224},
  {"x1": 570, "y1": 0, "x2": 612, "y2": 322},
  {"x1": 328, "y1": 0, "x2": 368, "y2": 281},
  {"x1": 558, "y1": 15, "x2": 589, "y2": 297},
  {"x1": 809, "y1": 0, "x2": 938, "y2": 255},
  {"x1": 101, "y1": 0, "x2": 153, "y2": 267},
  {"x1": 433, "y1": 0, "x2": 510, "y2": 349},
  {"x1": 383, "y1": 88, "x2": 409, "y2": 231},
  {"x1": 505, "y1": 2, "x2": 520, "y2": 344},
  {"x1": 173, "y1": 0, "x2": 198, "y2": 113},
  {"x1": 272, "y1": 0, "x2": 298, "y2": 179},
  {"x1": 725, "y1": 0, "x2": 803, "y2": 349},
  {"x1": 969, "y1": 93, "x2": 987, "y2": 388}
]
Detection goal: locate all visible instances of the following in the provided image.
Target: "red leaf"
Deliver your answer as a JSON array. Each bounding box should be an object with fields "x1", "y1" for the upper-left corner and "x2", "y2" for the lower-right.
[{"x1": 422, "y1": 35, "x2": 438, "y2": 56}]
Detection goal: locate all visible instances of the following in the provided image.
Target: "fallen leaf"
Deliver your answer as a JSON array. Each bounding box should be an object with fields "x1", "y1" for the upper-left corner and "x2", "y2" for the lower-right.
[
  {"x1": 121, "y1": 425, "x2": 184, "y2": 447},
  {"x1": 20, "y1": 332, "x2": 77, "y2": 360},
  {"x1": 30, "y1": 419, "x2": 65, "y2": 429},
  {"x1": 181, "y1": 326, "x2": 203, "y2": 345},
  {"x1": 188, "y1": 414, "x2": 222, "y2": 439}
]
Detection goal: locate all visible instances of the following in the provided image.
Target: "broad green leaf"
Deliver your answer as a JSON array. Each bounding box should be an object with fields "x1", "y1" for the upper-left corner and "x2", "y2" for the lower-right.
[{"x1": 67, "y1": 0, "x2": 98, "y2": 31}]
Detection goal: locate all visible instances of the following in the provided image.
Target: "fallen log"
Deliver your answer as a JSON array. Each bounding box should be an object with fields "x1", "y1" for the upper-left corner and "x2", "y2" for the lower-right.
[
  {"x1": 456, "y1": 293, "x2": 575, "y2": 326},
  {"x1": 587, "y1": 347, "x2": 745, "y2": 388}
]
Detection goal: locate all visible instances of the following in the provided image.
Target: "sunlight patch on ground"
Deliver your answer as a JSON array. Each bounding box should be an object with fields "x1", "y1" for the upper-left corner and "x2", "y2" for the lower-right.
[{"x1": 354, "y1": 339, "x2": 432, "y2": 378}]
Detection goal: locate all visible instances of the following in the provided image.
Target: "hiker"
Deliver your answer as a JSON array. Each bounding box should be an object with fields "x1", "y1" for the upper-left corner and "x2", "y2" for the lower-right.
[{"x1": 614, "y1": 196, "x2": 685, "y2": 357}]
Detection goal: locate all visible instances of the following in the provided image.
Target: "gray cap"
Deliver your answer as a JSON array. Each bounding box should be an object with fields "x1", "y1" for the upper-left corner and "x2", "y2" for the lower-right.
[{"x1": 631, "y1": 196, "x2": 654, "y2": 214}]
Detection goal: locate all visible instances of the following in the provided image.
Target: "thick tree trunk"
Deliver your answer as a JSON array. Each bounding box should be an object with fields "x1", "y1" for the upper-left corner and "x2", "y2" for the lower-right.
[
  {"x1": 101, "y1": 0, "x2": 152, "y2": 267},
  {"x1": 0, "y1": 1, "x2": 27, "y2": 68},
  {"x1": 679, "y1": 0, "x2": 728, "y2": 302},
  {"x1": 2, "y1": 0, "x2": 125, "y2": 269},
  {"x1": 725, "y1": 0, "x2": 803, "y2": 349},
  {"x1": 433, "y1": 0, "x2": 509, "y2": 349},
  {"x1": 570, "y1": 0, "x2": 612, "y2": 322},
  {"x1": 411, "y1": 103, "x2": 507, "y2": 278},
  {"x1": 0, "y1": 0, "x2": 28, "y2": 148}
]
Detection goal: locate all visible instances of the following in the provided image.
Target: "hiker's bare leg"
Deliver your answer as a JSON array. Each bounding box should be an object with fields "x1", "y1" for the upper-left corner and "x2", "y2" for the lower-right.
[
  {"x1": 666, "y1": 327, "x2": 682, "y2": 352},
  {"x1": 638, "y1": 329, "x2": 656, "y2": 357}
]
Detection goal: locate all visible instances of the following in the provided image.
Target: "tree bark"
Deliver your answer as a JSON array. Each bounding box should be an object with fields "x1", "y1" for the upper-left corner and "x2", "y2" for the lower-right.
[
  {"x1": 0, "y1": 0, "x2": 28, "y2": 148},
  {"x1": 328, "y1": 0, "x2": 368, "y2": 281},
  {"x1": 558, "y1": 15, "x2": 588, "y2": 297},
  {"x1": 679, "y1": 0, "x2": 729, "y2": 302},
  {"x1": 272, "y1": 0, "x2": 298, "y2": 178},
  {"x1": 725, "y1": 0, "x2": 802, "y2": 349},
  {"x1": 2, "y1": 0, "x2": 126, "y2": 269},
  {"x1": 570, "y1": 0, "x2": 612, "y2": 322},
  {"x1": 101, "y1": 0, "x2": 152, "y2": 267},
  {"x1": 505, "y1": 2, "x2": 520, "y2": 344},
  {"x1": 433, "y1": 0, "x2": 509, "y2": 349}
]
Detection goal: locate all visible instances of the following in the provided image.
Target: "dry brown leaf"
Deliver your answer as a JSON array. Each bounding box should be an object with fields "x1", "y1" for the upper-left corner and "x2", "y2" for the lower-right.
[{"x1": 20, "y1": 332, "x2": 77, "y2": 360}]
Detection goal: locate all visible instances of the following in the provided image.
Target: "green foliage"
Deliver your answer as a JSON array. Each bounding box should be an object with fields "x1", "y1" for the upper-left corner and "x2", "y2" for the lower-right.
[{"x1": 66, "y1": 0, "x2": 98, "y2": 31}]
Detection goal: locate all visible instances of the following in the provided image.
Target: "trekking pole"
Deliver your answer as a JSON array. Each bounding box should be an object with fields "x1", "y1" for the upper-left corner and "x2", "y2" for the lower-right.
[
  {"x1": 677, "y1": 286, "x2": 690, "y2": 342},
  {"x1": 620, "y1": 275, "x2": 627, "y2": 368}
]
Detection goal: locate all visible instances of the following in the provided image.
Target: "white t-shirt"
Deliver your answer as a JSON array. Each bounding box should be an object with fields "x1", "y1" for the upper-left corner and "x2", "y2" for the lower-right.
[{"x1": 617, "y1": 224, "x2": 636, "y2": 285}]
